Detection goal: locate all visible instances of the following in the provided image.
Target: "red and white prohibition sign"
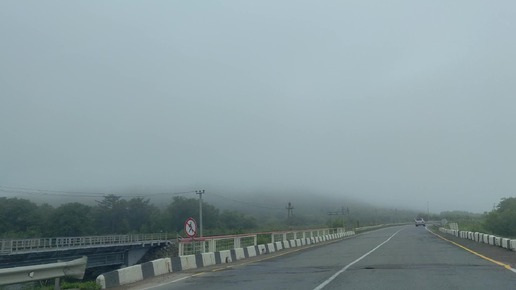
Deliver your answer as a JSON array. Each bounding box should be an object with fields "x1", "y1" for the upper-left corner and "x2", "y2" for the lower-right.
[{"x1": 184, "y1": 217, "x2": 197, "y2": 237}]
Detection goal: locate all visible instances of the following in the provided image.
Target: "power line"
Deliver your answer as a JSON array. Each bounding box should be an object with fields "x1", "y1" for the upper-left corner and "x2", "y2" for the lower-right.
[
  {"x1": 0, "y1": 185, "x2": 287, "y2": 212},
  {"x1": 209, "y1": 192, "x2": 284, "y2": 211},
  {"x1": 0, "y1": 185, "x2": 108, "y2": 196},
  {"x1": 0, "y1": 185, "x2": 194, "y2": 199},
  {"x1": 0, "y1": 188, "x2": 106, "y2": 198},
  {"x1": 171, "y1": 191, "x2": 198, "y2": 196}
]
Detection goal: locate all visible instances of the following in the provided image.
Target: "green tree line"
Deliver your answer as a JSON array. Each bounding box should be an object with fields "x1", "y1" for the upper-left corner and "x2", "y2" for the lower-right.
[
  {"x1": 0, "y1": 195, "x2": 261, "y2": 238},
  {"x1": 0, "y1": 194, "x2": 443, "y2": 239},
  {"x1": 439, "y1": 197, "x2": 516, "y2": 238},
  {"x1": 484, "y1": 197, "x2": 516, "y2": 237}
]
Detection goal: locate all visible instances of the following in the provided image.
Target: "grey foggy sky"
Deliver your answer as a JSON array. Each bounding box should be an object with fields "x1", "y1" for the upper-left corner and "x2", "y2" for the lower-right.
[{"x1": 1, "y1": 1, "x2": 515, "y2": 213}]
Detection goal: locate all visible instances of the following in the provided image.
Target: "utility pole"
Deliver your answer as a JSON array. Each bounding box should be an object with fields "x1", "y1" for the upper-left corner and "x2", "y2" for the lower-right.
[
  {"x1": 341, "y1": 206, "x2": 345, "y2": 228},
  {"x1": 196, "y1": 190, "x2": 205, "y2": 237},
  {"x1": 328, "y1": 211, "x2": 339, "y2": 228},
  {"x1": 427, "y1": 201, "x2": 430, "y2": 221},
  {"x1": 340, "y1": 206, "x2": 350, "y2": 229},
  {"x1": 286, "y1": 202, "x2": 294, "y2": 227},
  {"x1": 328, "y1": 206, "x2": 348, "y2": 229}
]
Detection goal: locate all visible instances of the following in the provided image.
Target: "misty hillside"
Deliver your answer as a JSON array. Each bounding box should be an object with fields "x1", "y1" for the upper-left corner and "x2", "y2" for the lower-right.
[{"x1": 1, "y1": 187, "x2": 426, "y2": 232}]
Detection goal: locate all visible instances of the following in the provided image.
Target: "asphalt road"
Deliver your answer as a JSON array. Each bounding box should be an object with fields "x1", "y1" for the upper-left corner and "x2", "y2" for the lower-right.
[{"x1": 121, "y1": 226, "x2": 516, "y2": 290}]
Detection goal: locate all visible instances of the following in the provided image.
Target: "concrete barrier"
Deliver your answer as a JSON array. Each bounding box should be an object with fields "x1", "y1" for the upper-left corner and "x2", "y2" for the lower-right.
[
  {"x1": 217, "y1": 250, "x2": 232, "y2": 263},
  {"x1": 257, "y1": 244, "x2": 267, "y2": 255},
  {"x1": 183, "y1": 255, "x2": 198, "y2": 270},
  {"x1": 118, "y1": 265, "x2": 143, "y2": 285},
  {"x1": 501, "y1": 238, "x2": 509, "y2": 249},
  {"x1": 510, "y1": 240, "x2": 516, "y2": 251},
  {"x1": 488, "y1": 235, "x2": 495, "y2": 245},
  {"x1": 144, "y1": 258, "x2": 171, "y2": 277},
  {"x1": 483, "y1": 234, "x2": 489, "y2": 244},
  {"x1": 201, "y1": 252, "x2": 216, "y2": 267},
  {"x1": 97, "y1": 231, "x2": 356, "y2": 289},
  {"x1": 246, "y1": 246, "x2": 257, "y2": 258},
  {"x1": 234, "y1": 248, "x2": 245, "y2": 260},
  {"x1": 439, "y1": 227, "x2": 516, "y2": 255}
]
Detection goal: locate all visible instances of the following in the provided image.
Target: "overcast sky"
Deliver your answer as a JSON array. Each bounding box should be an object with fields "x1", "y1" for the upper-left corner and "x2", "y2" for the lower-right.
[{"x1": 1, "y1": 1, "x2": 515, "y2": 213}]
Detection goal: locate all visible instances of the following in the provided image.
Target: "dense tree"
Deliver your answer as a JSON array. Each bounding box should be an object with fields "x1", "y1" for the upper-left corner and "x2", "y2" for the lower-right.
[
  {"x1": 126, "y1": 197, "x2": 158, "y2": 233},
  {"x1": 440, "y1": 210, "x2": 481, "y2": 220},
  {"x1": 33, "y1": 203, "x2": 54, "y2": 236},
  {"x1": 484, "y1": 197, "x2": 516, "y2": 237},
  {"x1": 0, "y1": 197, "x2": 42, "y2": 238},
  {"x1": 47, "y1": 203, "x2": 94, "y2": 236},
  {"x1": 1, "y1": 195, "x2": 415, "y2": 239},
  {"x1": 94, "y1": 195, "x2": 129, "y2": 234},
  {"x1": 219, "y1": 210, "x2": 257, "y2": 233}
]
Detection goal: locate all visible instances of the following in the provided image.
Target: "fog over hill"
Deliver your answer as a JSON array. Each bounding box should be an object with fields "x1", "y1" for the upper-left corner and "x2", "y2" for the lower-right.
[
  {"x1": 1, "y1": 185, "x2": 427, "y2": 223},
  {"x1": 2, "y1": 1, "x2": 515, "y2": 216}
]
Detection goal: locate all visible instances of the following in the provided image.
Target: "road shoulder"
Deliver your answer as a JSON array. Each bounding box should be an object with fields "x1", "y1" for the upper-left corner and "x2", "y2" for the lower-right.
[{"x1": 428, "y1": 227, "x2": 516, "y2": 270}]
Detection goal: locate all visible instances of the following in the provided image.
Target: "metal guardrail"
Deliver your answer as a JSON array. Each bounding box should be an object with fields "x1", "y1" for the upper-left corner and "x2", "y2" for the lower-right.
[
  {"x1": 0, "y1": 256, "x2": 87, "y2": 286},
  {"x1": 0, "y1": 233, "x2": 171, "y2": 255}
]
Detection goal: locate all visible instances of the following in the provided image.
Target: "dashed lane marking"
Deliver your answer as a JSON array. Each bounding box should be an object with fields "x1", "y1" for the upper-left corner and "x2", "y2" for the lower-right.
[
  {"x1": 141, "y1": 235, "x2": 356, "y2": 289},
  {"x1": 313, "y1": 228, "x2": 405, "y2": 290}
]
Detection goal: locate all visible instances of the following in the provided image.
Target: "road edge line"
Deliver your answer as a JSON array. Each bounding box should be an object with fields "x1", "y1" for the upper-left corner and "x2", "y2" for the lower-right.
[{"x1": 426, "y1": 227, "x2": 516, "y2": 274}]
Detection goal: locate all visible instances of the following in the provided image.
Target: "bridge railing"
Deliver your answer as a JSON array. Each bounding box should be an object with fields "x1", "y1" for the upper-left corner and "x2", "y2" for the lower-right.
[
  {"x1": 178, "y1": 227, "x2": 343, "y2": 255},
  {"x1": 0, "y1": 233, "x2": 172, "y2": 255}
]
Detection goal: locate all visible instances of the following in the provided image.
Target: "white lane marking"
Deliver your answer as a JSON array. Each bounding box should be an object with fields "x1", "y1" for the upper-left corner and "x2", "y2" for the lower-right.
[
  {"x1": 313, "y1": 228, "x2": 404, "y2": 290},
  {"x1": 140, "y1": 275, "x2": 194, "y2": 290}
]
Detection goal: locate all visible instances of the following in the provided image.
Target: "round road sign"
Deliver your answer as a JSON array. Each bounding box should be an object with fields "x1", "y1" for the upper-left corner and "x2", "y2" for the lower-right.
[{"x1": 184, "y1": 217, "x2": 197, "y2": 237}]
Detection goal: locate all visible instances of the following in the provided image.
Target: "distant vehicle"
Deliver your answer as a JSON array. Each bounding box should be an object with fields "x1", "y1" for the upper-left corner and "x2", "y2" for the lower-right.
[{"x1": 415, "y1": 218, "x2": 426, "y2": 227}]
